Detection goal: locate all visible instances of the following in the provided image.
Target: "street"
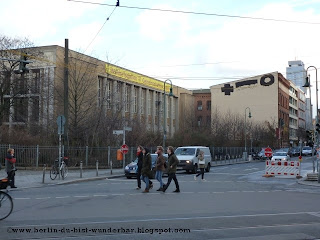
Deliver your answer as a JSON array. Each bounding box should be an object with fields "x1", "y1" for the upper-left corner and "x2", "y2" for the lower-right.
[{"x1": 1, "y1": 159, "x2": 320, "y2": 240}]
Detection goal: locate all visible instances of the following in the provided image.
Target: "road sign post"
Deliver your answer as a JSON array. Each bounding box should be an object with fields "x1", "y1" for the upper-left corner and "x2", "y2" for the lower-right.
[
  {"x1": 113, "y1": 127, "x2": 132, "y2": 170},
  {"x1": 57, "y1": 115, "x2": 66, "y2": 179},
  {"x1": 121, "y1": 144, "x2": 129, "y2": 154}
]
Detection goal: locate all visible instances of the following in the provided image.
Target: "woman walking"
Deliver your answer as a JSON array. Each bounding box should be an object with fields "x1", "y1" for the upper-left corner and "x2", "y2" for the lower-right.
[
  {"x1": 162, "y1": 146, "x2": 180, "y2": 193},
  {"x1": 194, "y1": 151, "x2": 206, "y2": 181},
  {"x1": 155, "y1": 146, "x2": 166, "y2": 191}
]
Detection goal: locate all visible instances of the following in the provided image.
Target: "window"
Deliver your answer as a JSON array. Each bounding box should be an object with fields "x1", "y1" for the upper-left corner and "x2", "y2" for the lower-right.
[
  {"x1": 106, "y1": 80, "x2": 112, "y2": 109},
  {"x1": 148, "y1": 90, "x2": 151, "y2": 115},
  {"x1": 14, "y1": 98, "x2": 28, "y2": 122},
  {"x1": 30, "y1": 69, "x2": 40, "y2": 94},
  {"x1": 141, "y1": 89, "x2": 145, "y2": 114},
  {"x1": 155, "y1": 92, "x2": 159, "y2": 116},
  {"x1": 197, "y1": 101, "x2": 202, "y2": 111},
  {"x1": 125, "y1": 85, "x2": 129, "y2": 112},
  {"x1": 31, "y1": 97, "x2": 39, "y2": 122},
  {"x1": 207, "y1": 101, "x2": 211, "y2": 111},
  {"x1": 206, "y1": 115, "x2": 211, "y2": 125},
  {"x1": 134, "y1": 87, "x2": 138, "y2": 113},
  {"x1": 198, "y1": 116, "x2": 202, "y2": 126},
  {"x1": 116, "y1": 81, "x2": 121, "y2": 111}
]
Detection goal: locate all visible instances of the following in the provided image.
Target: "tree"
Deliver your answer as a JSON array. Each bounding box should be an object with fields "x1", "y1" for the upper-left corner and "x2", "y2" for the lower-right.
[{"x1": 0, "y1": 35, "x2": 44, "y2": 143}]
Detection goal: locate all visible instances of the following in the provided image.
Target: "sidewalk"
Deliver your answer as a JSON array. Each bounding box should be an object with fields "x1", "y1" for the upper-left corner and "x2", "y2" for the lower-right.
[{"x1": 1, "y1": 168, "x2": 124, "y2": 190}]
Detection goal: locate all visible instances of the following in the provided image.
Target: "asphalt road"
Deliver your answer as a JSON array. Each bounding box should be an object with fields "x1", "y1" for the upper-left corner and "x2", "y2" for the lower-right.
[{"x1": 1, "y1": 160, "x2": 320, "y2": 240}]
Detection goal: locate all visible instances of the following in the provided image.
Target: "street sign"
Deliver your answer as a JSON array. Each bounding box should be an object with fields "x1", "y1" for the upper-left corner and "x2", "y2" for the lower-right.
[
  {"x1": 113, "y1": 130, "x2": 124, "y2": 135},
  {"x1": 121, "y1": 144, "x2": 129, "y2": 154},
  {"x1": 124, "y1": 127, "x2": 132, "y2": 131},
  {"x1": 264, "y1": 147, "x2": 273, "y2": 158},
  {"x1": 57, "y1": 115, "x2": 66, "y2": 135}
]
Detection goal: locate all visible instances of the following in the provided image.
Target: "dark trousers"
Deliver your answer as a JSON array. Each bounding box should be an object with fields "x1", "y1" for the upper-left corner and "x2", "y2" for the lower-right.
[
  {"x1": 7, "y1": 171, "x2": 15, "y2": 187},
  {"x1": 165, "y1": 173, "x2": 179, "y2": 190},
  {"x1": 137, "y1": 170, "x2": 152, "y2": 188},
  {"x1": 196, "y1": 168, "x2": 205, "y2": 179}
]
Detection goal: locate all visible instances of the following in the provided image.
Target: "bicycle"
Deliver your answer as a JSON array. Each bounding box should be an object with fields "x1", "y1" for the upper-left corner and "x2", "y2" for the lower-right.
[
  {"x1": 50, "y1": 157, "x2": 68, "y2": 180},
  {"x1": 0, "y1": 178, "x2": 14, "y2": 220}
]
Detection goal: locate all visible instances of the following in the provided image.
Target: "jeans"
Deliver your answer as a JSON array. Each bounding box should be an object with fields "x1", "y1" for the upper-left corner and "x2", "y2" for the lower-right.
[
  {"x1": 196, "y1": 168, "x2": 205, "y2": 179},
  {"x1": 141, "y1": 175, "x2": 150, "y2": 189},
  {"x1": 137, "y1": 170, "x2": 142, "y2": 188},
  {"x1": 155, "y1": 170, "x2": 163, "y2": 187}
]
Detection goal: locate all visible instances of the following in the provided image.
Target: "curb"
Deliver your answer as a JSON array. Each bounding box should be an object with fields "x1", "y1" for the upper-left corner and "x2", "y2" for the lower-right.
[{"x1": 297, "y1": 176, "x2": 320, "y2": 187}]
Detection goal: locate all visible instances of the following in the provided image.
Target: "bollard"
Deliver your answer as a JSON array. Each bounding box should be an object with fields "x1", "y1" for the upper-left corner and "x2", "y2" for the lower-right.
[
  {"x1": 96, "y1": 160, "x2": 99, "y2": 177},
  {"x1": 110, "y1": 160, "x2": 113, "y2": 175},
  {"x1": 80, "y1": 161, "x2": 83, "y2": 178},
  {"x1": 42, "y1": 164, "x2": 46, "y2": 183}
]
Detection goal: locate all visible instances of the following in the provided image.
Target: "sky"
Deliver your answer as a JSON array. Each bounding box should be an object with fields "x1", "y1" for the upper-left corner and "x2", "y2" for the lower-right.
[{"x1": 1, "y1": 0, "x2": 320, "y2": 94}]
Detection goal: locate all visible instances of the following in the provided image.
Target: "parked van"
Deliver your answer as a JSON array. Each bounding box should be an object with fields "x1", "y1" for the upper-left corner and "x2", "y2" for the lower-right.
[{"x1": 175, "y1": 146, "x2": 212, "y2": 173}]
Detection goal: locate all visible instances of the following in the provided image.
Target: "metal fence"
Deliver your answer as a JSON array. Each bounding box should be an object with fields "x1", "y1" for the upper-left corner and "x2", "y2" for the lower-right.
[{"x1": 0, "y1": 144, "x2": 261, "y2": 168}]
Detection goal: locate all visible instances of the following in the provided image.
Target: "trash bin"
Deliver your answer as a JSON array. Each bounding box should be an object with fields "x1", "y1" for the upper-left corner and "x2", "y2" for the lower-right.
[{"x1": 248, "y1": 155, "x2": 253, "y2": 161}]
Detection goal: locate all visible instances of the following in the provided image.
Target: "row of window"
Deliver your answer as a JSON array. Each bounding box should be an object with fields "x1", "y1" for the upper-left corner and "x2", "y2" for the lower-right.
[
  {"x1": 98, "y1": 77, "x2": 175, "y2": 118},
  {"x1": 197, "y1": 100, "x2": 211, "y2": 111}
]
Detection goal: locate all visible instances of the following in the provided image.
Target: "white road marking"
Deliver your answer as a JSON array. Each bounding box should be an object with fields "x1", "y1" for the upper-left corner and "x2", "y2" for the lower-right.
[
  {"x1": 242, "y1": 191, "x2": 255, "y2": 193},
  {"x1": 227, "y1": 191, "x2": 240, "y2": 193},
  {"x1": 14, "y1": 197, "x2": 31, "y2": 200},
  {"x1": 74, "y1": 195, "x2": 90, "y2": 198},
  {"x1": 93, "y1": 194, "x2": 109, "y2": 197},
  {"x1": 35, "y1": 197, "x2": 51, "y2": 200},
  {"x1": 111, "y1": 194, "x2": 124, "y2": 196},
  {"x1": 212, "y1": 192, "x2": 224, "y2": 194},
  {"x1": 56, "y1": 196, "x2": 70, "y2": 199}
]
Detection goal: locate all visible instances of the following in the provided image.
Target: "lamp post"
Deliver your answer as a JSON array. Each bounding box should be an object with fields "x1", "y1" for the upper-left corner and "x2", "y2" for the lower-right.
[
  {"x1": 163, "y1": 79, "x2": 173, "y2": 150},
  {"x1": 304, "y1": 66, "x2": 319, "y2": 183},
  {"x1": 244, "y1": 107, "x2": 252, "y2": 154}
]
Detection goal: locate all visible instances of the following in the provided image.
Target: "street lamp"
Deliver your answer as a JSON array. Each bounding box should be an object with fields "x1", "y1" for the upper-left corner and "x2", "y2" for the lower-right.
[
  {"x1": 303, "y1": 66, "x2": 319, "y2": 183},
  {"x1": 163, "y1": 79, "x2": 173, "y2": 150},
  {"x1": 244, "y1": 107, "x2": 252, "y2": 153}
]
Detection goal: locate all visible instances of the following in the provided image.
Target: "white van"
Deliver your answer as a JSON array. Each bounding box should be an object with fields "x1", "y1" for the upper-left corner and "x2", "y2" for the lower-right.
[{"x1": 175, "y1": 146, "x2": 212, "y2": 173}]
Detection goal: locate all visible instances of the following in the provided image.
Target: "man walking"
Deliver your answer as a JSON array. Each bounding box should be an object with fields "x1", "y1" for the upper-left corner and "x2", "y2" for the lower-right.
[{"x1": 162, "y1": 146, "x2": 180, "y2": 193}]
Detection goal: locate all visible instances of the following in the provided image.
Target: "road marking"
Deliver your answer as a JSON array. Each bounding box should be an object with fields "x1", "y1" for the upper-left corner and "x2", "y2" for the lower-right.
[
  {"x1": 227, "y1": 191, "x2": 240, "y2": 193},
  {"x1": 258, "y1": 191, "x2": 269, "y2": 192},
  {"x1": 74, "y1": 195, "x2": 90, "y2": 198},
  {"x1": 56, "y1": 196, "x2": 70, "y2": 199},
  {"x1": 35, "y1": 197, "x2": 51, "y2": 200},
  {"x1": 93, "y1": 194, "x2": 109, "y2": 197},
  {"x1": 242, "y1": 191, "x2": 255, "y2": 193},
  {"x1": 111, "y1": 194, "x2": 124, "y2": 196},
  {"x1": 14, "y1": 197, "x2": 31, "y2": 200},
  {"x1": 212, "y1": 192, "x2": 224, "y2": 194},
  {"x1": 199, "y1": 192, "x2": 210, "y2": 194}
]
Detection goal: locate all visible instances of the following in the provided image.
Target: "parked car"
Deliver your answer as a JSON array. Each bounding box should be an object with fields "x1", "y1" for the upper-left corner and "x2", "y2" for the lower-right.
[
  {"x1": 271, "y1": 152, "x2": 290, "y2": 161},
  {"x1": 175, "y1": 146, "x2": 212, "y2": 173},
  {"x1": 302, "y1": 146, "x2": 313, "y2": 156},
  {"x1": 124, "y1": 154, "x2": 168, "y2": 179},
  {"x1": 290, "y1": 147, "x2": 300, "y2": 157}
]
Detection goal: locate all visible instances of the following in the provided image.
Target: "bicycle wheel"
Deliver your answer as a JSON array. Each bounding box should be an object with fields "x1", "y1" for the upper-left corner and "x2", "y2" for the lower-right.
[
  {"x1": 50, "y1": 165, "x2": 58, "y2": 180},
  {"x1": 61, "y1": 164, "x2": 68, "y2": 180},
  {"x1": 0, "y1": 191, "x2": 13, "y2": 220}
]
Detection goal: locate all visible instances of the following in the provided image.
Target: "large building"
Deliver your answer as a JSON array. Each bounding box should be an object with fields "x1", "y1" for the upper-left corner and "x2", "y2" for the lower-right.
[
  {"x1": 286, "y1": 60, "x2": 307, "y2": 92},
  {"x1": 1, "y1": 45, "x2": 194, "y2": 141},
  {"x1": 210, "y1": 72, "x2": 306, "y2": 147}
]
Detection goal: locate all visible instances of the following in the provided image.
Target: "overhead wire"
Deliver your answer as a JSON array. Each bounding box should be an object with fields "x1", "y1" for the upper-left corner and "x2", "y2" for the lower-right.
[
  {"x1": 67, "y1": 0, "x2": 320, "y2": 25},
  {"x1": 83, "y1": 1, "x2": 119, "y2": 53}
]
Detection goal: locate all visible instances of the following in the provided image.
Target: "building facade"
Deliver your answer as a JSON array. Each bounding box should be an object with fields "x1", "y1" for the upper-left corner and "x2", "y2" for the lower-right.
[
  {"x1": 193, "y1": 89, "x2": 211, "y2": 127},
  {"x1": 286, "y1": 60, "x2": 307, "y2": 93}
]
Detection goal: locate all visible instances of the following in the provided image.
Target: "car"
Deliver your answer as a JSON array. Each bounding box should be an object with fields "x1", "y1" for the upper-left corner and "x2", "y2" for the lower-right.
[
  {"x1": 290, "y1": 147, "x2": 300, "y2": 157},
  {"x1": 258, "y1": 148, "x2": 271, "y2": 160},
  {"x1": 302, "y1": 146, "x2": 313, "y2": 156},
  {"x1": 124, "y1": 154, "x2": 168, "y2": 179},
  {"x1": 175, "y1": 146, "x2": 212, "y2": 173},
  {"x1": 271, "y1": 152, "x2": 290, "y2": 161}
]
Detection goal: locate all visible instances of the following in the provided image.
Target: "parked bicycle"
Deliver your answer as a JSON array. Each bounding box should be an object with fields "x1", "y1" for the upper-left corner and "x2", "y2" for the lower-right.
[
  {"x1": 0, "y1": 178, "x2": 14, "y2": 220},
  {"x1": 50, "y1": 157, "x2": 69, "y2": 180}
]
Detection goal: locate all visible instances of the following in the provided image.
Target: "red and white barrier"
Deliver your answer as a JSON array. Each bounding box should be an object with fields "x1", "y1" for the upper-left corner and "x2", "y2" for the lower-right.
[{"x1": 265, "y1": 160, "x2": 301, "y2": 177}]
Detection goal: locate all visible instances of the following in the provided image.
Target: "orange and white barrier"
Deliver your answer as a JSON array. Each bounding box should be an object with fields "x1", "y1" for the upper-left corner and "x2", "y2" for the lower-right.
[{"x1": 265, "y1": 160, "x2": 301, "y2": 177}]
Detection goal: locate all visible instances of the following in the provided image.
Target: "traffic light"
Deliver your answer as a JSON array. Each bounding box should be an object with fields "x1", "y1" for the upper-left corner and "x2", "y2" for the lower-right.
[
  {"x1": 306, "y1": 130, "x2": 314, "y2": 147},
  {"x1": 303, "y1": 75, "x2": 311, "y2": 88},
  {"x1": 316, "y1": 123, "x2": 320, "y2": 133},
  {"x1": 14, "y1": 53, "x2": 30, "y2": 74}
]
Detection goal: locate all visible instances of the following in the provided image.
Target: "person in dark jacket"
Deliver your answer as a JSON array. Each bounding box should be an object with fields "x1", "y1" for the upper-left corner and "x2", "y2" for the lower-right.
[
  {"x1": 141, "y1": 147, "x2": 153, "y2": 193},
  {"x1": 162, "y1": 146, "x2": 180, "y2": 193},
  {"x1": 136, "y1": 145, "x2": 144, "y2": 190},
  {"x1": 136, "y1": 145, "x2": 153, "y2": 190},
  {"x1": 5, "y1": 148, "x2": 17, "y2": 188},
  {"x1": 155, "y1": 146, "x2": 166, "y2": 191}
]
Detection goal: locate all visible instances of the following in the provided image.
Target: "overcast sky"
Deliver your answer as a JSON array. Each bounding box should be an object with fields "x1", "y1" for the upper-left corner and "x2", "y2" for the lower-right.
[{"x1": 1, "y1": 0, "x2": 320, "y2": 92}]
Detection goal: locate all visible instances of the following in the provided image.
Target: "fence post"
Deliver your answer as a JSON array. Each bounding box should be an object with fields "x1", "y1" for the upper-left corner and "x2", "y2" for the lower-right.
[
  {"x1": 80, "y1": 161, "x2": 83, "y2": 178},
  {"x1": 96, "y1": 160, "x2": 99, "y2": 176},
  {"x1": 108, "y1": 146, "x2": 112, "y2": 175},
  {"x1": 86, "y1": 146, "x2": 88, "y2": 167},
  {"x1": 36, "y1": 145, "x2": 39, "y2": 169},
  {"x1": 42, "y1": 164, "x2": 46, "y2": 183}
]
